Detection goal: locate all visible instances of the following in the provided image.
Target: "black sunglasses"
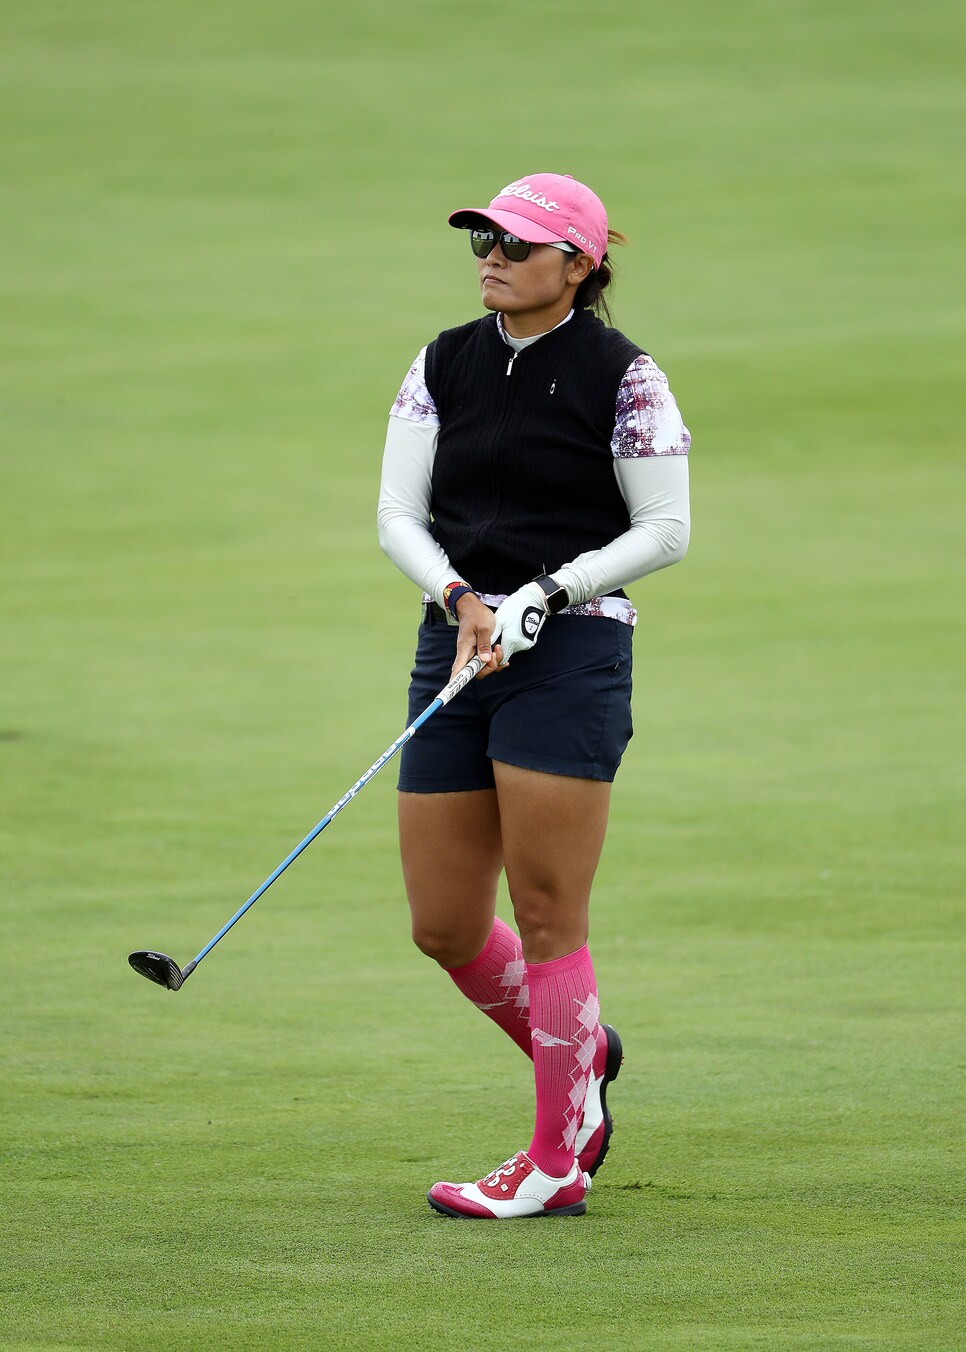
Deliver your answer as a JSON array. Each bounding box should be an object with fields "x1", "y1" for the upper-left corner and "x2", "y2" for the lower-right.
[
  {"x1": 470, "y1": 227, "x2": 533, "y2": 262},
  {"x1": 469, "y1": 227, "x2": 578, "y2": 264}
]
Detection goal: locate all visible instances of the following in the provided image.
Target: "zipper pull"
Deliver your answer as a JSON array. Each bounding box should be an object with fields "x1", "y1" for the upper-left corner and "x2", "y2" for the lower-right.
[{"x1": 506, "y1": 352, "x2": 516, "y2": 377}]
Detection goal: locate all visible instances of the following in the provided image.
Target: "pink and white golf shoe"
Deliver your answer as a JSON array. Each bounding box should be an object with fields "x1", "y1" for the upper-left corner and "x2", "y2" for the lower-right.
[{"x1": 428, "y1": 1151, "x2": 590, "y2": 1220}]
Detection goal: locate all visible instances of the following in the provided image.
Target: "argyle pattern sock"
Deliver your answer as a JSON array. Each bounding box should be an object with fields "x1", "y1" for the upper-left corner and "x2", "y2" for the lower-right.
[
  {"x1": 526, "y1": 944, "x2": 600, "y2": 1178},
  {"x1": 446, "y1": 917, "x2": 532, "y2": 1057}
]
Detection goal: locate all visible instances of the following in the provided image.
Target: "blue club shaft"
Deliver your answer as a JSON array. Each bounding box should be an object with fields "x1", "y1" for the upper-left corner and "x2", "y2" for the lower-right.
[{"x1": 180, "y1": 654, "x2": 485, "y2": 980}]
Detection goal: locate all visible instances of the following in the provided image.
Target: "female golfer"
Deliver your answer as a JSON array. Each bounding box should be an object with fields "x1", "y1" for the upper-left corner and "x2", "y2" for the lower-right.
[{"x1": 378, "y1": 173, "x2": 690, "y2": 1218}]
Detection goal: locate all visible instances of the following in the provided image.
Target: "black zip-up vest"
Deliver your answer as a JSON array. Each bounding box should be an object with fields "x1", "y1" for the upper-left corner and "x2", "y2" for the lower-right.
[{"x1": 424, "y1": 308, "x2": 644, "y2": 594}]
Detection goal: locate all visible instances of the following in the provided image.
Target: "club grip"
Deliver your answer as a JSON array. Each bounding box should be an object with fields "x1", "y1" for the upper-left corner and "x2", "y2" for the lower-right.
[{"x1": 438, "y1": 654, "x2": 486, "y2": 706}]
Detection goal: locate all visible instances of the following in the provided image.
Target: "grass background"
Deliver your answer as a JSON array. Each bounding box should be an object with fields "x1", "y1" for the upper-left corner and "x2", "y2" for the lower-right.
[{"x1": 1, "y1": 1, "x2": 963, "y2": 1348}]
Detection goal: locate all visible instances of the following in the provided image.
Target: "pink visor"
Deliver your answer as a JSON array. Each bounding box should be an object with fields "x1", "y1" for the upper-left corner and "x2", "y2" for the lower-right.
[{"x1": 449, "y1": 173, "x2": 608, "y2": 268}]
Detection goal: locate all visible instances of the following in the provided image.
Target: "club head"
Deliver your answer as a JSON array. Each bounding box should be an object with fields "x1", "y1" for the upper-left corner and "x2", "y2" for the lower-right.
[{"x1": 129, "y1": 950, "x2": 185, "y2": 991}]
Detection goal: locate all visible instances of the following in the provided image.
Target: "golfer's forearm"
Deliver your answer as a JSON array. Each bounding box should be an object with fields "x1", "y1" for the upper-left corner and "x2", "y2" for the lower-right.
[
  {"x1": 377, "y1": 510, "x2": 455, "y2": 602},
  {"x1": 553, "y1": 456, "x2": 690, "y2": 603}
]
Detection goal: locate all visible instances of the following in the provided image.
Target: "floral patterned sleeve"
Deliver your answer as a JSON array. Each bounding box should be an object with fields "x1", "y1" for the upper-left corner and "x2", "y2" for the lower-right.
[
  {"x1": 389, "y1": 347, "x2": 439, "y2": 426},
  {"x1": 611, "y1": 355, "x2": 690, "y2": 458}
]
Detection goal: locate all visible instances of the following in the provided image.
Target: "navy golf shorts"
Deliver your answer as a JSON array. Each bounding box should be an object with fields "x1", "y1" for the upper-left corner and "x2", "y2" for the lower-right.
[{"x1": 397, "y1": 610, "x2": 634, "y2": 793}]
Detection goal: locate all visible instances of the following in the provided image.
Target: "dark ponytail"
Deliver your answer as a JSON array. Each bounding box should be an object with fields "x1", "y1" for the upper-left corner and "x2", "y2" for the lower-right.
[{"x1": 574, "y1": 229, "x2": 628, "y2": 325}]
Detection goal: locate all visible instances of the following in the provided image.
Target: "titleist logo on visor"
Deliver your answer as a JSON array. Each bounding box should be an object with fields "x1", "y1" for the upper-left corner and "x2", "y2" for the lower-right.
[{"x1": 498, "y1": 182, "x2": 561, "y2": 212}]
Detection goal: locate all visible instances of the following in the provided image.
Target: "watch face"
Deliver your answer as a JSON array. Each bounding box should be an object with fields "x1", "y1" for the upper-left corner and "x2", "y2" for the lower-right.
[{"x1": 535, "y1": 576, "x2": 568, "y2": 613}]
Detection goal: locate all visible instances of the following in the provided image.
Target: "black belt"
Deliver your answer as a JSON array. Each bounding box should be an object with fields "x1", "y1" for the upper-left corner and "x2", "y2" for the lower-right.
[{"x1": 423, "y1": 601, "x2": 449, "y2": 626}]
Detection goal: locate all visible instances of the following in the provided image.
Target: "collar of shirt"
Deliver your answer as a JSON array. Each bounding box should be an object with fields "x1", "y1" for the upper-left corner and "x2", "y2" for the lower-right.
[{"x1": 496, "y1": 308, "x2": 575, "y2": 354}]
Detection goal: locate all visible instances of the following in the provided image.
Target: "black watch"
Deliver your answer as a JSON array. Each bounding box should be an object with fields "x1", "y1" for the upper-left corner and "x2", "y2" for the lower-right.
[{"x1": 532, "y1": 574, "x2": 569, "y2": 615}]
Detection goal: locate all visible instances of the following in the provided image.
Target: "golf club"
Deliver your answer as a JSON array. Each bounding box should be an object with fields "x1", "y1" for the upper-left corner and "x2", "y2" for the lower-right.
[{"x1": 129, "y1": 652, "x2": 486, "y2": 991}]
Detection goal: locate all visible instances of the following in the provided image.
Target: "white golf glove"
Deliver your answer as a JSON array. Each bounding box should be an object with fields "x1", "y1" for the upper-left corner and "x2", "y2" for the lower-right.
[{"x1": 491, "y1": 582, "x2": 549, "y2": 665}]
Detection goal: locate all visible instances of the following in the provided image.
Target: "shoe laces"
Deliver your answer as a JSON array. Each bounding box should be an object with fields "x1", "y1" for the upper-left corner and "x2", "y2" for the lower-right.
[{"x1": 483, "y1": 1155, "x2": 523, "y2": 1186}]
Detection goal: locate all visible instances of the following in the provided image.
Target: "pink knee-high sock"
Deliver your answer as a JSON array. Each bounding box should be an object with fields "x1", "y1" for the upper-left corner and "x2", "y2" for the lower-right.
[
  {"x1": 446, "y1": 917, "x2": 532, "y2": 1056},
  {"x1": 447, "y1": 922, "x2": 611, "y2": 1083},
  {"x1": 526, "y1": 944, "x2": 600, "y2": 1178}
]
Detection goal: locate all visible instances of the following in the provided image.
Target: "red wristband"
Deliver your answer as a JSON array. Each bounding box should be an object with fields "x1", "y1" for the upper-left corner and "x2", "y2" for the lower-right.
[{"x1": 442, "y1": 580, "x2": 477, "y2": 619}]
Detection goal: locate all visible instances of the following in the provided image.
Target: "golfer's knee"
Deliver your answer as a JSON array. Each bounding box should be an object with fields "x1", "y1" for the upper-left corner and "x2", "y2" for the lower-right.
[
  {"x1": 411, "y1": 921, "x2": 484, "y2": 971},
  {"x1": 512, "y1": 891, "x2": 588, "y2": 964}
]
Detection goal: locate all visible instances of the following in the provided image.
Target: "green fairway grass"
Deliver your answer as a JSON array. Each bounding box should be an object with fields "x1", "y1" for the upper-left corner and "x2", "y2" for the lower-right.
[{"x1": 2, "y1": 2, "x2": 963, "y2": 1348}]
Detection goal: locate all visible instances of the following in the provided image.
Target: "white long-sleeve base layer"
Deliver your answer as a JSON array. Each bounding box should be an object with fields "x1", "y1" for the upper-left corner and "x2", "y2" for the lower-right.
[{"x1": 377, "y1": 414, "x2": 690, "y2": 614}]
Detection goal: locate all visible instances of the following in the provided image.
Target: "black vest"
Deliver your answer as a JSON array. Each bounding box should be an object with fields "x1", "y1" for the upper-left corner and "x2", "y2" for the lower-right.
[{"x1": 424, "y1": 308, "x2": 644, "y2": 594}]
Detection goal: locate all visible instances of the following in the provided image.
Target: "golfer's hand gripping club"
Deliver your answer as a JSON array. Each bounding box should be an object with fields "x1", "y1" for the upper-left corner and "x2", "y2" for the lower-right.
[
  {"x1": 450, "y1": 592, "x2": 502, "y2": 679},
  {"x1": 490, "y1": 582, "x2": 550, "y2": 665}
]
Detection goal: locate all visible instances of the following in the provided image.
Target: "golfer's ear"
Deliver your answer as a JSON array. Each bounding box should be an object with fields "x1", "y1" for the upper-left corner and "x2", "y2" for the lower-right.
[{"x1": 569, "y1": 254, "x2": 595, "y2": 284}]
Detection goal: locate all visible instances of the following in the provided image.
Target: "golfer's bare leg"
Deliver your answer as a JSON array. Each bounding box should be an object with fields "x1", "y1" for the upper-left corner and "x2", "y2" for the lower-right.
[
  {"x1": 494, "y1": 761, "x2": 612, "y2": 964},
  {"x1": 398, "y1": 788, "x2": 504, "y2": 969}
]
